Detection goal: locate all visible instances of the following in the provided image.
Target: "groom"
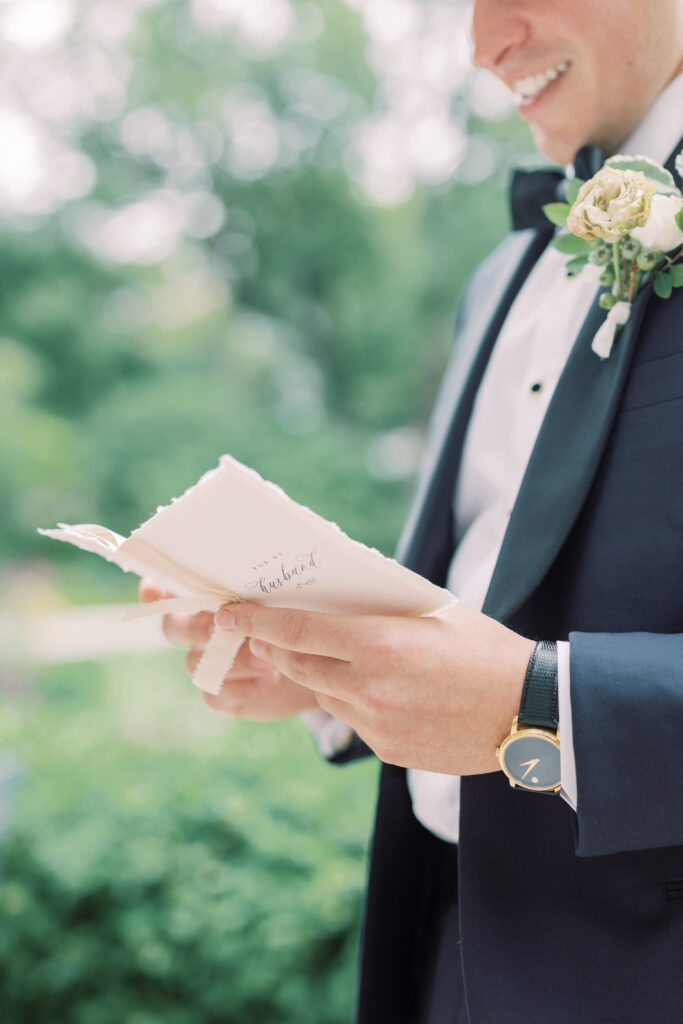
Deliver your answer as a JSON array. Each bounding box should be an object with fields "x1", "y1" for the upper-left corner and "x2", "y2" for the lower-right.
[{"x1": 145, "y1": 1, "x2": 683, "y2": 1020}]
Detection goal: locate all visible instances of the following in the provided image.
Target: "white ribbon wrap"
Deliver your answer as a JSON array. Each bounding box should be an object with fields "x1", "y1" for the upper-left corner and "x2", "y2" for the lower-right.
[
  {"x1": 118, "y1": 535, "x2": 246, "y2": 695},
  {"x1": 37, "y1": 524, "x2": 244, "y2": 695},
  {"x1": 126, "y1": 596, "x2": 244, "y2": 695},
  {"x1": 591, "y1": 300, "x2": 631, "y2": 359}
]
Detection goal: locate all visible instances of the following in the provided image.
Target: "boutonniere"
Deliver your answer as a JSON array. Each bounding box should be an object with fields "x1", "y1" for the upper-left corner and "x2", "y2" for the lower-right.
[{"x1": 544, "y1": 150, "x2": 683, "y2": 358}]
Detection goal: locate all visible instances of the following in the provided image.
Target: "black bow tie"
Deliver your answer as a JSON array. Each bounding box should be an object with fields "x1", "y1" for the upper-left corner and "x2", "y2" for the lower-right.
[{"x1": 510, "y1": 144, "x2": 604, "y2": 231}]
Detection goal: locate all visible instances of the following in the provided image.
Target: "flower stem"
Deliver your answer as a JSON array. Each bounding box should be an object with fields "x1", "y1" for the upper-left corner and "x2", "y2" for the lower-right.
[
  {"x1": 612, "y1": 239, "x2": 622, "y2": 299},
  {"x1": 661, "y1": 245, "x2": 683, "y2": 272},
  {"x1": 627, "y1": 261, "x2": 640, "y2": 303}
]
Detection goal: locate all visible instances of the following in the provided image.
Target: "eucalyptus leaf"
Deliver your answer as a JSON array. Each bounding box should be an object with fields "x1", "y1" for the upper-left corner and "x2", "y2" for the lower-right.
[
  {"x1": 542, "y1": 202, "x2": 570, "y2": 227},
  {"x1": 605, "y1": 154, "x2": 679, "y2": 193},
  {"x1": 670, "y1": 263, "x2": 683, "y2": 288},
  {"x1": 654, "y1": 270, "x2": 673, "y2": 299},
  {"x1": 551, "y1": 233, "x2": 592, "y2": 256},
  {"x1": 565, "y1": 178, "x2": 584, "y2": 205}
]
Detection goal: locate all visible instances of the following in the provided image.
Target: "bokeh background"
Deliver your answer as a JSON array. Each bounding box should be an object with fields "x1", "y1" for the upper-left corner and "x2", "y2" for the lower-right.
[{"x1": 0, "y1": 0, "x2": 533, "y2": 1020}]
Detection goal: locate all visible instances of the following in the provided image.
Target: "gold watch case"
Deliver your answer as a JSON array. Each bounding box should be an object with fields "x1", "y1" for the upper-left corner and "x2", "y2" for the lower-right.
[{"x1": 497, "y1": 716, "x2": 561, "y2": 794}]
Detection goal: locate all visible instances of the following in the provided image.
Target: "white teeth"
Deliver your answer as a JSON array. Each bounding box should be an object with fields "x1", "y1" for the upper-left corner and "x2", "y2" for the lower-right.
[{"x1": 513, "y1": 62, "x2": 569, "y2": 101}]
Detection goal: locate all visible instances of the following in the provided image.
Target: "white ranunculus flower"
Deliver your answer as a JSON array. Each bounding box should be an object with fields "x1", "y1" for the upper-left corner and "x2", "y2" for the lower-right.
[
  {"x1": 631, "y1": 193, "x2": 683, "y2": 252},
  {"x1": 567, "y1": 168, "x2": 654, "y2": 242}
]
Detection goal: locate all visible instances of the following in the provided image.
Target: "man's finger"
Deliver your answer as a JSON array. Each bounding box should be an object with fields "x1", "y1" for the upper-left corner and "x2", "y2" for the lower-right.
[
  {"x1": 163, "y1": 610, "x2": 215, "y2": 646},
  {"x1": 215, "y1": 602, "x2": 378, "y2": 661},
  {"x1": 248, "y1": 638, "x2": 352, "y2": 697},
  {"x1": 202, "y1": 679, "x2": 256, "y2": 717},
  {"x1": 232, "y1": 641, "x2": 279, "y2": 675},
  {"x1": 186, "y1": 645, "x2": 278, "y2": 681},
  {"x1": 139, "y1": 577, "x2": 176, "y2": 603},
  {"x1": 314, "y1": 691, "x2": 359, "y2": 727}
]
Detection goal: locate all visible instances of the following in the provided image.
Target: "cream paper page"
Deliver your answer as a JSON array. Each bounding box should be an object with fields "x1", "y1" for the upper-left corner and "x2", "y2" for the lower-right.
[{"x1": 39, "y1": 455, "x2": 455, "y2": 694}]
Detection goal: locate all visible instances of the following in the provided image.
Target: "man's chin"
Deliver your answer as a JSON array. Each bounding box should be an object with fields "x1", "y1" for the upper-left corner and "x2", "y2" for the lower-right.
[{"x1": 528, "y1": 123, "x2": 584, "y2": 166}]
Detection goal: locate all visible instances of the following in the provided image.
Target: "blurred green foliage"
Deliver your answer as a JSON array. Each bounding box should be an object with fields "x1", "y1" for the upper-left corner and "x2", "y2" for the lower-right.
[
  {"x1": 0, "y1": 0, "x2": 532, "y2": 1018},
  {"x1": 0, "y1": 0, "x2": 531, "y2": 562},
  {"x1": 0, "y1": 657, "x2": 377, "y2": 1022}
]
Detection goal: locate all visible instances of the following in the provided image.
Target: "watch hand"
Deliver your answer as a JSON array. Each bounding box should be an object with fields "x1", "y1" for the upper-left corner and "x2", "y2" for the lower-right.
[{"x1": 519, "y1": 757, "x2": 540, "y2": 780}]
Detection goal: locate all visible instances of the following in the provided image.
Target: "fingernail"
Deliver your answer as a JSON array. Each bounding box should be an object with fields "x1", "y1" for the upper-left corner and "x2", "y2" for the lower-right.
[{"x1": 215, "y1": 608, "x2": 236, "y2": 630}]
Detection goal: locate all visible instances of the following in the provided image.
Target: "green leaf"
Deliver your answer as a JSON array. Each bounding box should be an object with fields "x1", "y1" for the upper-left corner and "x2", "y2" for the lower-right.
[
  {"x1": 551, "y1": 233, "x2": 592, "y2": 256},
  {"x1": 565, "y1": 255, "x2": 589, "y2": 276},
  {"x1": 654, "y1": 271, "x2": 673, "y2": 299},
  {"x1": 542, "y1": 202, "x2": 570, "y2": 227},
  {"x1": 565, "y1": 178, "x2": 584, "y2": 205},
  {"x1": 605, "y1": 154, "x2": 679, "y2": 194},
  {"x1": 670, "y1": 263, "x2": 683, "y2": 288},
  {"x1": 676, "y1": 207, "x2": 683, "y2": 233}
]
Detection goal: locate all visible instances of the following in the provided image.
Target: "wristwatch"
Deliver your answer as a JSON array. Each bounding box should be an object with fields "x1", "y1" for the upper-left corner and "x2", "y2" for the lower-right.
[{"x1": 497, "y1": 640, "x2": 561, "y2": 794}]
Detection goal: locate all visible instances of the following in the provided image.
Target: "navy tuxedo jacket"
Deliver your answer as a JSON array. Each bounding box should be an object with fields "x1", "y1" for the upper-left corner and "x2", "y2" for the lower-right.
[{"x1": 351, "y1": 182, "x2": 683, "y2": 1022}]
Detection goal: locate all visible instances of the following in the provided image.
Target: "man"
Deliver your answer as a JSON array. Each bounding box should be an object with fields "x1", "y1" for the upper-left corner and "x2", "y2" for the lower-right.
[{"x1": 143, "y1": 1, "x2": 683, "y2": 1020}]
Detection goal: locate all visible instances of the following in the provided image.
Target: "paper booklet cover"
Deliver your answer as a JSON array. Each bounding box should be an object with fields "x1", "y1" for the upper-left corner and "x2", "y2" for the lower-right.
[{"x1": 39, "y1": 455, "x2": 454, "y2": 694}]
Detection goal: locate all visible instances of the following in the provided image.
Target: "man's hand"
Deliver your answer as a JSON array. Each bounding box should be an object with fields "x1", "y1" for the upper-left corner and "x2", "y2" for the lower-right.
[
  {"x1": 139, "y1": 580, "x2": 319, "y2": 719},
  {"x1": 213, "y1": 601, "x2": 535, "y2": 775}
]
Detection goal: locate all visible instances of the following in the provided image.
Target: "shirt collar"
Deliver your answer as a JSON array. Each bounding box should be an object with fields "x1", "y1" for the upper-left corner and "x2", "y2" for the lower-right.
[{"x1": 619, "y1": 72, "x2": 683, "y2": 164}]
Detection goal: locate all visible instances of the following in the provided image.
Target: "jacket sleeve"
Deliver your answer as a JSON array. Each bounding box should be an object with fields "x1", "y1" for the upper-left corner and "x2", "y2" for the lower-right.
[{"x1": 570, "y1": 630, "x2": 683, "y2": 856}]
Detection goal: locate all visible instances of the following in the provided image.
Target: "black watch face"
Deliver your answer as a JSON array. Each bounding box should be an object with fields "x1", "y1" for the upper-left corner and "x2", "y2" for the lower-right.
[{"x1": 500, "y1": 731, "x2": 561, "y2": 792}]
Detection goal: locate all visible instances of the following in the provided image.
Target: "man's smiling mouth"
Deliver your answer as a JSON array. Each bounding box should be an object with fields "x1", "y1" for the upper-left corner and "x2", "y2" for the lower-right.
[{"x1": 512, "y1": 61, "x2": 571, "y2": 106}]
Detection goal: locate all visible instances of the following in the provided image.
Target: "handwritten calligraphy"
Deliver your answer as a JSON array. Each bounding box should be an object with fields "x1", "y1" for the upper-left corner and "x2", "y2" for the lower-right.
[{"x1": 244, "y1": 550, "x2": 320, "y2": 594}]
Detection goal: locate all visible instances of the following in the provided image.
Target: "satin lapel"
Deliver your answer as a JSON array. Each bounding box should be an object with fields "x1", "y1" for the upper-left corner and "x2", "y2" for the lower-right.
[
  {"x1": 397, "y1": 228, "x2": 552, "y2": 579},
  {"x1": 482, "y1": 282, "x2": 652, "y2": 624},
  {"x1": 483, "y1": 135, "x2": 682, "y2": 620}
]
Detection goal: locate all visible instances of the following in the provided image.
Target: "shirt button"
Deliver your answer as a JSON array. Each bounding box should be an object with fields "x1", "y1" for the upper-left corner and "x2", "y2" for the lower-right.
[{"x1": 530, "y1": 382, "x2": 543, "y2": 393}]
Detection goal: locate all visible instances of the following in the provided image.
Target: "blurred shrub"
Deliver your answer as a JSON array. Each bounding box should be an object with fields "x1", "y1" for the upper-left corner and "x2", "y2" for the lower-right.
[
  {"x1": 0, "y1": 0, "x2": 530, "y2": 569},
  {"x1": 0, "y1": 658, "x2": 378, "y2": 1023}
]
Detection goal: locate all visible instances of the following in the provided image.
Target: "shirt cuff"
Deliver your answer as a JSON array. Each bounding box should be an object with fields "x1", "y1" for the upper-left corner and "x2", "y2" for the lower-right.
[
  {"x1": 301, "y1": 708, "x2": 356, "y2": 760},
  {"x1": 558, "y1": 640, "x2": 578, "y2": 811}
]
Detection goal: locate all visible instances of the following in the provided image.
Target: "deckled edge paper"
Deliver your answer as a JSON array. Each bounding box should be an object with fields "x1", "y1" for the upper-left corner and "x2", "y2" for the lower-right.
[{"x1": 39, "y1": 455, "x2": 456, "y2": 694}]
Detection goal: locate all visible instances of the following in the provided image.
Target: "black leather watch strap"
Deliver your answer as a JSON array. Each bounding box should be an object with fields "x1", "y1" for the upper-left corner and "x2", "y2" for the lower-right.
[{"x1": 518, "y1": 640, "x2": 559, "y2": 730}]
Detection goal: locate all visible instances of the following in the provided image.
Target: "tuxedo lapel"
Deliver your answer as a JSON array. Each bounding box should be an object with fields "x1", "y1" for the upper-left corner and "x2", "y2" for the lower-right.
[
  {"x1": 399, "y1": 129, "x2": 681, "y2": 597},
  {"x1": 482, "y1": 134, "x2": 683, "y2": 623},
  {"x1": 482, "y1": 282, "x2": 652, "y2": 623},
  {"x1": 397, "y1": 228, "x2": 552, "y2": 581}
]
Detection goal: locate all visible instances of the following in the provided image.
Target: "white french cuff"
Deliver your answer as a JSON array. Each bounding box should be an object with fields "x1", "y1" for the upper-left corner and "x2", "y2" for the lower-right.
[
  {"x1": 591, "y1": 300, "x2": 632, "y2": 359},
  {"x1": 557, "y1": 640, "x2": 577, "y2": 811},
  {"x1": 301, "y1": 708, "x2": 356, "y2": 759}
]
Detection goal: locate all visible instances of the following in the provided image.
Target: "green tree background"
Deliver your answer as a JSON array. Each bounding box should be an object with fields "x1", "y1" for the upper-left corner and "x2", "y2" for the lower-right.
[{"x1": 0, "y1": 0, "x2": 532, "y2": 1019}]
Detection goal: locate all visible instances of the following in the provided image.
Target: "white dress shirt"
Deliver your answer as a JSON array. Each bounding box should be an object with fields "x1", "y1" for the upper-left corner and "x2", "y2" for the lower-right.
[
  {"x1": 307, "y1": 72, "x2": 683, "y2": 844},
  {"x1": 406, "y1": 241, "x2": 590, "y2": 841}
]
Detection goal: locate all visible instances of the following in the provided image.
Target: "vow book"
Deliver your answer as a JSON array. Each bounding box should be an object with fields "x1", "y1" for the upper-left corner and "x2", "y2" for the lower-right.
[{"x1": 39, "y1": 455, "x2": 454, "y2": 694}]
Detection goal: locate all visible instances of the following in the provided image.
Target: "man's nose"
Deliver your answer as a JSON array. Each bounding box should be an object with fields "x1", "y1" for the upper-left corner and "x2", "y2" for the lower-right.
[{"x1": 469, "y1": 0, "x2": 529, "y2": 71}]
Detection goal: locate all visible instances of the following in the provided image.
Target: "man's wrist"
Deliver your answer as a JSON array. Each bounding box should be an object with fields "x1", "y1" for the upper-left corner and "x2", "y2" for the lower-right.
[
  {"x1": 496, "y1": 635, "x2": 536, "y2": 740},
  {"x1": 482, "y1": 633, "x2": 535, "y2": 775}
]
